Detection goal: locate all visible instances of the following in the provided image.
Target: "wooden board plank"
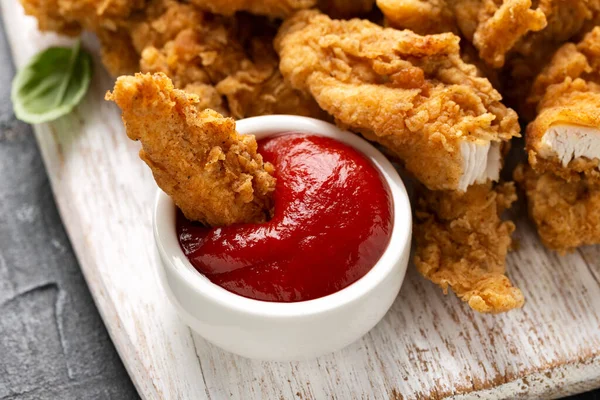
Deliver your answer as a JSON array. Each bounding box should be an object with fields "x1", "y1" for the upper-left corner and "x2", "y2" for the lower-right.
[{"x1": 2, "y1": 2, "x2": 600, "y2": 399}]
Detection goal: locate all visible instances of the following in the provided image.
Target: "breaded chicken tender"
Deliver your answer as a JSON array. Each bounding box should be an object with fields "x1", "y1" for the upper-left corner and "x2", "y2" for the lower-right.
[
  {"x1": 22, "y1": 0, "x2": 212, "y2": 77},
  {"x1": 378, "y1": 0, "x2": 600, "y2": 76},
  {"x1": 188, "y1": 0, "x2": 316, "y2": 18},
  {"x1": 515, "y1": 164, "x2": 600, "y2": 253},
  {"x1": 378, "y1": 0, "x2": 599, "y2": 115},
  {"x1": 214, "y1": 34, "x2": 328, "y2": 119},
  {"x1": 468, "y1": 0, "x2": 547, "y2": 69},
  {"x1": 21, "y1": 0, "x2": 324, "y2": 119},
  {"x1": 106, "y1": 73, "x2": 276, "y2": 226},
  {"x1": 378, "y1": 0, "x2": 547, "y2": 68},
  {"x1": 526, "y1": 28, "x2": 600, "y2": 183},
  {"x1": 528, "y1": 27, "x2": 600, "y2": 107},
  {"x1": 139, "y1": 13, "x2": 326, "y2": 119},
  {"x1": 414, "y1": 182, "x2": 523, "y2": 313},
  {"x1": 276, "y1": 10, "x2": 520, "y2": 192}
]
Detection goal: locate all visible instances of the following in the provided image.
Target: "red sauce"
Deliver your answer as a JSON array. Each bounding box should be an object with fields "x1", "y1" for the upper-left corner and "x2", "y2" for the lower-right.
[{"x1": 177, "y1": 133, "x2": 393, "y2": 302}]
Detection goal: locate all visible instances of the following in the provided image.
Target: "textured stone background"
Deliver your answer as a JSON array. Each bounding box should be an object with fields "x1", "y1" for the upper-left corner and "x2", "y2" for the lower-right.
[{"x1": 0, "y1": 16, "x2": 597, "y2": 400}]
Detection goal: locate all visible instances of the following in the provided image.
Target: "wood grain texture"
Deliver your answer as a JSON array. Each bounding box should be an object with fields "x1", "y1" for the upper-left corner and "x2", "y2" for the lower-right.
[{"x1": 2, "y1": 2, "x2": 599, "y2": 399}]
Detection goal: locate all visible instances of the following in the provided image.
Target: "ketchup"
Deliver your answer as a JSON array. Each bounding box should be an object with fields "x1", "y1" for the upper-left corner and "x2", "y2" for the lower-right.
[{"x1": 177, "y1": 133, "x2": 393, "y2": 302}]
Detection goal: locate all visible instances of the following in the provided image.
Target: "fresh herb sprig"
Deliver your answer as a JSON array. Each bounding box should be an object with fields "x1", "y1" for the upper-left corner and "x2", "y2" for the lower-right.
[{"x1": 11, "y1": 40, "x2": 93, "y2": 124}]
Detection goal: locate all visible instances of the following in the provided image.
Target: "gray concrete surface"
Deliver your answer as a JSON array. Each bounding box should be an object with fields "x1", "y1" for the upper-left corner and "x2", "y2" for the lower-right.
[{"x1": 0, "y1": 20, "x2": 138, "y2": 400}]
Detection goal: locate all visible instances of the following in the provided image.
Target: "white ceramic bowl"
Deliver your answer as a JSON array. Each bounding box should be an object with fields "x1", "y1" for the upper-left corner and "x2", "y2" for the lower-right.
[{"x1": 154, "y1": 115, "x2": 412, "y2": 361}]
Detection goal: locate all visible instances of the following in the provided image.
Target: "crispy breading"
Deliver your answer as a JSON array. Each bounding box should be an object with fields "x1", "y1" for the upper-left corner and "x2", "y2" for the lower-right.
[
  {"x1": 275, "y1": 10, "x2": 519, "y2": 191},
  {"x1": 378, "y1": 0, "x2": 600, "y2": 75},
  {"x1": 122, "y1": 0, "x2": 230, "y2": 114},
  {"x1": 414, "y1": 182, "x2": 523, "y2": 313},
  {"x1": 469, "y1": 0, "x2": 547, "y2": 68},
  {"x1": 20, "y1": 0, "x2": 145, "y2": 34},
  {"x1": 526, "y1": 80, "x2": 600, "y2": 182},
  {"x1": 514, "y1": 0, "x2": 600, "y2": 60},
  {"x1": 526, "y1": 28, "x2": 600, "y2": 183},
  {"x1": 20, "y1": 0, "x2": 81, "y2": 35},
  {"x1": 188, "y1": 0, "x2": 316, "y2": 18},
  {"x1": 53, "y1": 0, "x2": 146, "y2": 31},
  {"x1": 482, "y1": 0, "x2": 599, "y2": 112},
  {"x1": 64, "y1": 0, "x2": 208, "y2": 77},
  {"x1": 21, "y1": 0, "x2": 323, "y2": 119},
  {"x1": 377, "y1": 0, "x2": 458, "y2": 35},
  {"x1": 106, "y1": 73, "x2": 276, "y2": 226},
  {"x1": 528, "y1": 27, "x2": 600, "y2": 107},
  {"x1": 215, "y1": 35, "x2": 329, "y2": 119},
  {"x1": 378, "y1": 0, "x2": 547, "y2": 67},
  {"x1": 515, "y1": 164, "x2": 600, "y2": 253},
  {"x1": 138, "y1": 23, "x2": 244, "y2": 91},
  {"x1": 126, "y1": 0, "x2": 207, "y2": 53},
  {"x1": 139, "y1": 13, "x2": 325, "y2": 119}
]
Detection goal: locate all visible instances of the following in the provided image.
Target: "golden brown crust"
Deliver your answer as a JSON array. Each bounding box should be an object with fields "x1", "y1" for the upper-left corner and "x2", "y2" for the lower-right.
[
  {"x1": 276, "y1": 10, "x2": 519, "y2": 191},
  {"x1": 488, "y1": 1, "x2": 599, "y2": 113},
  {"x1": 20, "y1": 0, "x2": 82, "y2": 35},
  {"x1": 188, "y1": 0, "x2": 316, "y2": 18},
  {"x1": 528, "y1": 27, "x2": 600, "y2": 108},
  {"x1": 136, "y1": 18, "x2": 245, "y2": 103},
  {"x1": 377, "y1": 0, "x2": 457, "y2": 35},
  {"x1": 471, "y1": 0, "x2": 547, "y2": 68},
  {"x1": 377, "y1": 0, "x2": 600, "y2": 81},
  {"x1": 514, "y1": 164, "x2": 600, "y2": 253},
  {"x1": 138, "y1": 14, "x2": 325, "y2": 119},
  {"x1": 22, "y1": 0, "x2": 324, "y2": 120},
  {"x1": 414, "y1": 182, "x2": 523, "y2": 313},
  {"x1": 526, "y1": 28, "x2": 600, "y2": 182},
  {"x1": 377, "y1": 0, "x2": 547, "y2": 67},
  {"x1": 106, "y1": 73, "x2": 276, "y2": 226},
  {"x1": 526, "y1": 80, "x2": 600, "y2": 182},
  {"x1": 214, "y1": 32, "x2": 328, "y2": 119}
]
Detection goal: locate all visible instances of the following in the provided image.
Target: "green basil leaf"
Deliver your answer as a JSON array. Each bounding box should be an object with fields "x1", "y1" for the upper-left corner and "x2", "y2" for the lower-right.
[{"x1": 11, "y1": 40, "x2": 93, "y2": 124}]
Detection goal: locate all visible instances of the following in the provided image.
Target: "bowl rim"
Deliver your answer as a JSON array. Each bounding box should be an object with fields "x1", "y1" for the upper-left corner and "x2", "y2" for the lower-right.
[{"x1": 153, "y1": 115, "x2": 412, "y2": 318}]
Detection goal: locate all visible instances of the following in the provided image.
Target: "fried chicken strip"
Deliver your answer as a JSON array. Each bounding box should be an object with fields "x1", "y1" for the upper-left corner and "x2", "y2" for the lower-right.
[
  {"x1": 276, "y1": 11, "x2": 521, "y2": 312},
  {"x1": 106, "y1": 73, "x2": 276, "y2": 226},
  {"x1": 21, "y1": 0, "x2": 324, "y2": 119},
  {"x1": 414, "y1": 182, "x2": 523, "y2": 312},
  {"x1": 515, "y1": 164, "x2": 600, "y2": 253},
  {"x1": 378, "y1": 0, "x2": 547, "y2": 68},
  {"x1": 526, "y1": 28, "x2": 600, "y2": 183},
  {"x1": 516, "y1": 28, "x2": 600, "y2": 252},
  {"x1": 378, "y1": 0, "x2": 600, "y2": 75},
  {"x1": 214, "y1": 32, "x2": 328, "y2": 119},
  {"x1": 377, "y1": 0, "x2": 600, "y2": 116},
  {"x1": 276, "y1": 10, "x2": 520, "y2": 192},
  {"x1": 139, "y1": 12, "x2": 326, "y2": 120}
]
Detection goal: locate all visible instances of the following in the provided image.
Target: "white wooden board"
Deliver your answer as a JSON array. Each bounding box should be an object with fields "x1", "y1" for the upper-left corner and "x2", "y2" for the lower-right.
[{"x1": 2, "y1": 2, "x2": 600, "y2": 399}]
